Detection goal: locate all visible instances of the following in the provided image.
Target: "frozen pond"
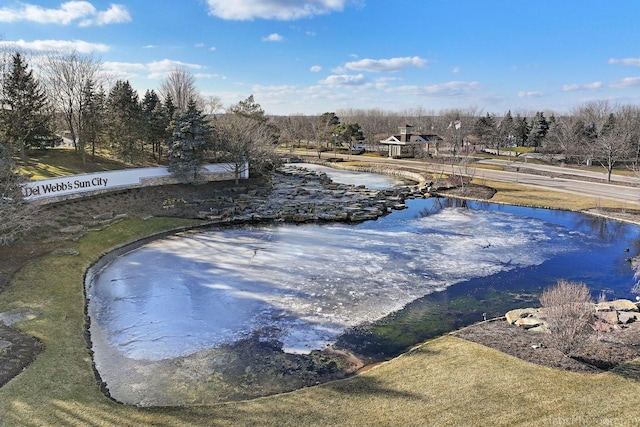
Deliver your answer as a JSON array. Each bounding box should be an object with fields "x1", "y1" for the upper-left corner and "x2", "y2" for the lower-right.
[
  {"x1": 86, "y1": 198, "x2": 640, "y2": 363},
  {"x1": 284, "y1": 163, "x2": 408, "y2": 189}
]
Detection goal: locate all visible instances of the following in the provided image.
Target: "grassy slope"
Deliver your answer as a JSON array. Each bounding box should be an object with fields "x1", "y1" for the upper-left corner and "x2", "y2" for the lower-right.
[
  {"x1": 18, "y1": 149, "x2": 133, "y2": 180},
  {"x1": 1, "y1": 152, "x2": 639, "y2": 426}
]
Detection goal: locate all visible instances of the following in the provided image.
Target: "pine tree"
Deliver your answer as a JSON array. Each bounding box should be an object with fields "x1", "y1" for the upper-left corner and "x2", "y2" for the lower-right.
[
  {"x1": 141, "y1": 89, "x2": 169, "y2": 160},
  {"x1": 0, "y1": 52, "x2": 53, "y2": 159},
  {"x1": 230, "y1": 94, "x2": 266, "y2": 122},
  {"x1": 80, "y1": 80, "x2": 106, "y2": 161},
  {"x1": 513, "y1": 114, "x2": 530, "y2": 146},
  {"x1": 499, "y1": 110, "x2": 514, "y2": 145},
  {"x1": 167, "y1": 99, "x2": 211, "y2": 183},
  {"x1": 106, "y1": 80, "x2": 141, "y2": 163},
  {"x1": 527, "y1": 111, "x2": 549, "y2": 147}
]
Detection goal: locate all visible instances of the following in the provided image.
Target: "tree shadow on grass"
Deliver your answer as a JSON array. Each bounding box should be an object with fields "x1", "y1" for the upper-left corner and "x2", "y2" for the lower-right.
[
  {"x1": 323, "y1": 375, "x2": 424, "y2": 401},
  {"x1": 610, "y1": 358, "x2": 640, "y2": 382}
]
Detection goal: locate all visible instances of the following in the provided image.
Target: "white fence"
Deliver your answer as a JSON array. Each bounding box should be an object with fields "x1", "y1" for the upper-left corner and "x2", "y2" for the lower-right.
[{"x1": 22, "y1": 163, "x2": 248, "y2": 202}]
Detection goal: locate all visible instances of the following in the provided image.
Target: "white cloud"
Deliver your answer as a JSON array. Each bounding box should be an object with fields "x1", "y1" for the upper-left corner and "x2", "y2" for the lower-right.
[
  {"x1": 103, "y1": 59, "x2": 208, "y2": 80},
  {"x1": 262, "y1": 33, "x2": 284, "y2": 42},
  {"x1": 562, "y1": 81, "x2": 602, "y2": 92},
  {"x1": 610, "y1": 77, "x2": 640, "y2": 88},
  {"x1": 319, "y1": 74, "x2": 366, "y2": 86},
  {"x1": 345, "y1": 56, "x2": 428, "y2": 73},
  {"x1": 608, "y1": 57, "x2": 640, "y2": 66},
  {"x1": 86, "y1": 3, "x2": 130, "y2": 26},
  {"x1": 209, "y1": 47, "x2": 217, "y2": 52},
  {"x1": 142, "y1": 45, "x2": 157, "y2": 49},
  {"x1": 310, "y1": 65, "x2": 322, "y2": 72},
  {"x1": 452, "y1": 66, "x2": 460, "y2": 74},
  {"x1": 0, "y1": 38, "x2": 110, "y2": 53},
  {"x1": 205, "y1": 0, "x2": 347, "y2": 20},
  {"x1": 518, "y1": 91, "x2": 544, "y2": 98},
  {"x1": 0, "y1": 1, "x2": 130, "y2": 26},
  {"x1": 396, "y1": 81, "x2": 481, "y2": 97}
]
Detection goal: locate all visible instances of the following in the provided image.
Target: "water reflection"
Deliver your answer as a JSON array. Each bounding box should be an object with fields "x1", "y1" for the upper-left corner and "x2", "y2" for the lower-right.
[{"x1": 87, "y1": 198, "x2": 640, "y2": 363}]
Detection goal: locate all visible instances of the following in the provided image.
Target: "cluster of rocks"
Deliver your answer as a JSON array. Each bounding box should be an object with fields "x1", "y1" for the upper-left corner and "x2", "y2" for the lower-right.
[
  {"x1": 505, "y1": 299, "x2": 640, "y2": 333},
  {"x1": 195, "y1": 166, "x2": 427, "y2": 224}
]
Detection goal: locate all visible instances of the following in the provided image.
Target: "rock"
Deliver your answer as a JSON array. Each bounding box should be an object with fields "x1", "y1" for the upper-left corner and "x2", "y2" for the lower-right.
[
  {"x1": 0, "y1": 308, "x2": 41, "y2": 326},
  {"x1": 595, "y1": 299, "x2": 638, "y2": 312},
  {"x1": 595, "y1": 310, "x2": 619, "y2": 325},
  {"x1": 608, "y1": 299, "x2": 639, "y2": 312},
  {"x1": 93, "y1": 211, "x2": 114, "y2": 220},
  {"x1": 51, "y1": 247, "x2": 80, "y2": 257},
  {"x1": 59, "y1": 224, "x2": 84, "y2": 234},
  {"x1": 619, "y1": 311, "x2": 638, "y2": 324},
  {"x1": 514, "y1": 317, "x2": 542, "y2": 329},
  {"x1": 505, "y1": 308, "x2": 538, "y2": 325},
  {"x1": 0, "y1": 339, "x2": 11, "y2": 352}
]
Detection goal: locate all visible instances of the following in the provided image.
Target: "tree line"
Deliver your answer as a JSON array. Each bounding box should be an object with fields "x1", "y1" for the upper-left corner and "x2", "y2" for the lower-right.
[{"x1": 2, "y1": 48, "x2": 640, "y2": 242}]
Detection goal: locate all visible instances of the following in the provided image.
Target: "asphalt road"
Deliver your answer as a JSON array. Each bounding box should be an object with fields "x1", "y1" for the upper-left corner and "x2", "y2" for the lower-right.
[{"x1": 304, "y1": 152, "x2": 640, "y2": 207}]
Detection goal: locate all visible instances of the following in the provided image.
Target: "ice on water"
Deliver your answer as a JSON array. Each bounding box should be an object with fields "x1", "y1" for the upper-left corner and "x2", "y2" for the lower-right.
[{"x1": 88, "y1": 204, "x2": 577, "y2": 361}]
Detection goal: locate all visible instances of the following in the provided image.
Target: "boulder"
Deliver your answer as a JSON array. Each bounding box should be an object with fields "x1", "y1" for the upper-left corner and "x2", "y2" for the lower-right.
[
  {"x1": 595, "y1": 310, "x2": 619, "y2": 325},
  {"x1": 608, "y1": 299, "x2": 639, "y2": 312},
  {"x1": 0, "y1": 308, "x2": 41, "y2": 326},
  {"x1": 619, "y1": 311, "x2": 638, "y2": 324},
  {"x1": 595, "y1": 299, "x2": 638, "y2": 312},
  {"x1": 505, "y1": 308, "x2": 538, "y2": 325},
  {"x1": 514, "y1": 317, "x2": 542, "y2": 329}
]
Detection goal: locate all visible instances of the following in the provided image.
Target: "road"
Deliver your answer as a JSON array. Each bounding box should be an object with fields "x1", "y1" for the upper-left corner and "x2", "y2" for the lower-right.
[{"x1": 299, "y1": 152, "x2": 640, "y2": 207}]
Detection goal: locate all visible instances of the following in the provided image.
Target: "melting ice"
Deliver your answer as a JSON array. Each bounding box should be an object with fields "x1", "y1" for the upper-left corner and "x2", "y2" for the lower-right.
[{"x1": 87, "y1": 204, "x2": 578, "y2": 361}]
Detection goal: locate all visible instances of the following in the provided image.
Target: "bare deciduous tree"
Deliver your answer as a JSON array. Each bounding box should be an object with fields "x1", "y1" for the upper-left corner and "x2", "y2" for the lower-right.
[
  {"x1": 0, "y1": 145, "x2": 38, "y2": 245},
  {"x1": 540, "y1": 279, "x2": 595, "y2": 357},
  {"x1": 41, "y1": 50, "x2": 104, "y2": 164},
  {"x1": 159, "y1": 67, "x2": 200, "y2": 113},
  {"x1": 211, "y1": 114, "x2": 278, "y2": 184}
]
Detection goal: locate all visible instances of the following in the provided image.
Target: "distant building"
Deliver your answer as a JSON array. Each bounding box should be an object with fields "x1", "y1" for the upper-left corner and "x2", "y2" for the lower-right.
[{"x1": 380, "y1": 124, "x2": 442, "y2": 157}]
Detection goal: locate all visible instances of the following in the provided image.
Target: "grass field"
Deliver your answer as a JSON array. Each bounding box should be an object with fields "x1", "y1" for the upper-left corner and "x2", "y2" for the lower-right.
[{"x1": 1, "y1": 151, "x2": 639, "y2": 426}]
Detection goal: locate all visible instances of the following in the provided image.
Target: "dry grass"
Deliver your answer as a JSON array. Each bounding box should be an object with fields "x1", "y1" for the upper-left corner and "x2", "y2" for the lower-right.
[
  {"x1": 18, "y1": 149, "x2": 130, "y2": 180},
  {"x1": 477, "y1": 179, "x2": 632, "y2": 211}
]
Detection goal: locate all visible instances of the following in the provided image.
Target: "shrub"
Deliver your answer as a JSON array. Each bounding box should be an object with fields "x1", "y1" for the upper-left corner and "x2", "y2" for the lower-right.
[{"x1": 540, "y1": 279, "x2": 595, "y2": 357}]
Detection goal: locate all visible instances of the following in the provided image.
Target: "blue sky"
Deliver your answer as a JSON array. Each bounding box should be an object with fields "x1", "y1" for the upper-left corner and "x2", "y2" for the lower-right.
[{"x1": 1, "y1": 0, "x2": 639, "y2": 115}]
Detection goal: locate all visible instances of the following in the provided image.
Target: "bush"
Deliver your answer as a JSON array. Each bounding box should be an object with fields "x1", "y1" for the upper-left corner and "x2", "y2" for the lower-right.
[{"x1": 540, "y1": 279, "x2": 595, "y2": 357}]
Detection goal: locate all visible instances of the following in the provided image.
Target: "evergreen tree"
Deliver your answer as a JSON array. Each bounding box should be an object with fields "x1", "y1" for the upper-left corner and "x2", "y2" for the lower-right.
[
  {"x1": 141, "y1": 89, "x2": 169, "y2": 160},
  {"x1": 167, "y1": 99, "x2": 211, "y2": 182},
  {"x1": 106, "y1": 80, "x2": 142, "y2": 163},
  {"x1": 600, "y1": 112, "x2": 616, "y2": 136},
  {"x1": 229, "y1": 94, "x2": 279, "y2": 144},
  {"x1": 80, "y1": 80, "x2": 106, "y2": 161},
  {"x1": 499, "y1": 110, "x2": 515, "y2": 145},
  {"x1": 473, "y1": 113, "x2": 497, "y2": 146},
  {"x1": 334, "y1": 122, "x2": 365, "y2": 148},
  {"x1": 513, "y1": 114, "x2": 530, "y2": 146},
  {"x1": 527, "y1": 111, "x2": 549, "y2": 147},
  {"x1": 0, "y1": 52, "x2": 53, "y2": 159},
  {"x1": 230, "y1": 94, "x2": 266, "y2": 122}
]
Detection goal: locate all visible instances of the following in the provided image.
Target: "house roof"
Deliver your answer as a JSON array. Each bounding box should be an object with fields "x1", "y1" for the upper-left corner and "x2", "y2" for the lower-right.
[{"x1": 380, "y1": 133, "x2": 442, "y2": 145}]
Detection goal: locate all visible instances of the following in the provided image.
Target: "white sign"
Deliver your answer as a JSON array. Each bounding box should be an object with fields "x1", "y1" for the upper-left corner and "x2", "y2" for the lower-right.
[{"x1": 22, "y1": 163, "x2": 247, "y2": 201}]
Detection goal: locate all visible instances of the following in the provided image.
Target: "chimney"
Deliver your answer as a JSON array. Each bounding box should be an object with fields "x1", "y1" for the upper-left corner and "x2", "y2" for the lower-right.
[{"x1": 399, "y1": 124, "x2": 412, "y2": 142}]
